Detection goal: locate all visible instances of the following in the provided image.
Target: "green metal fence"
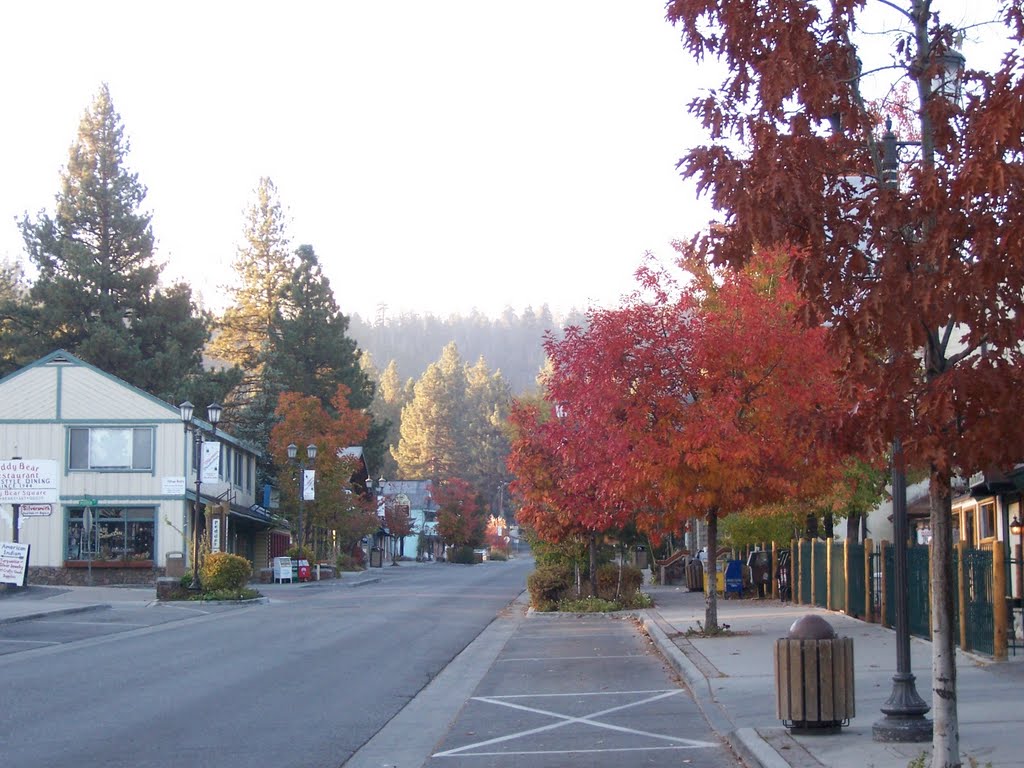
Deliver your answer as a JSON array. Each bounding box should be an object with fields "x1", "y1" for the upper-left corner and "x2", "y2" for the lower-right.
[
  {"x1": 907, "y1": 545, "x2": 931, "y2": 639},
  {"x1": 963, "y1": 547, "x2": 994, "y2": 655},
  {"x1": 799, "y1": 540, "x2": 812, "y2": 603},
  {"x1": 829, "y1": 541, "x2": 846, "y2": 612},
  {"x1": 812, "y1": 541, "x2": 827, "y2": 607}
]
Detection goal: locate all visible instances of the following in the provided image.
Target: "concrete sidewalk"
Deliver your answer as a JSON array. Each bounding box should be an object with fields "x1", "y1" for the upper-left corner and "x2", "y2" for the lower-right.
[{"x1": 642, "y1": 583, "x2": 1024, "y2": 768}]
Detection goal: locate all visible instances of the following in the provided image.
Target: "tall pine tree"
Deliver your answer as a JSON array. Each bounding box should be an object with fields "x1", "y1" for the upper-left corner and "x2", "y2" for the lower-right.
[
  {"x1": 210, "y1": 177, "x2": 294, "y2": 458},
  {"x1": 271, "y1": 244, "x2": 385, "y2": 468},
  {"x1": 14, "y1": 84, "x2": 210, "y2": 400}
]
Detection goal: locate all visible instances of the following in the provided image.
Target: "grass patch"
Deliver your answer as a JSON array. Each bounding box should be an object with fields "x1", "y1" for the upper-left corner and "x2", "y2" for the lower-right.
[{"x1": 683, "y1": 620, "x2": 736, "y2": 638}]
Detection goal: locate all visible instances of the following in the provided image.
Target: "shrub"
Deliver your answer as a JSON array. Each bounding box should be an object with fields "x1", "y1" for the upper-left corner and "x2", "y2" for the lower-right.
[
  {"x1": 488, "y1": 550, "x2": 508, "y2": 561},
  {"x1": 448, "y1": 545, "x2": 477, "y2": 564},
  {"x1": 199, "y1": 552, "x2": 252, "y2": 592},
  {"x1": 336, "y1": 553, "x2": 363, "y2": 572},
  {"x1": 527, "y1": 564, "x2": 572, "y2": 611},
  {"x1": 595, "y1": 564, "x2": 644, "y2": 600},
  {"x1": 558, "y1": 596, "x2": 619, "y2": 613}
]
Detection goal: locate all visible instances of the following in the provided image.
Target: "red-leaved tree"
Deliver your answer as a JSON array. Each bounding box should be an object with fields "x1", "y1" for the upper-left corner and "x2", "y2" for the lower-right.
[{"x1": 531, "y1": 250, "x2": 849, "y2": 629}]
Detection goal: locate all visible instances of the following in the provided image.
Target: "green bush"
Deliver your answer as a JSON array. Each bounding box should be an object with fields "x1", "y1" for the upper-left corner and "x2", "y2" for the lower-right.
[
  {"x1": 199, "y1": 552, "x2": 252, "y2": 592},
  {"x1": 558, "y1": 596, "x2": 619, "y2": 613},
  {"x1": 527, "y1": 564, "x2": 572, "y2": 611},
  {"x1": 448, "y1": 545, "x2": 477, "y2": 564},
  {"x1": 595, "y1": 564, "x2": 644, "y2": 599},
  {"x1": 488, "y1": 550, "x2": 508, "y2": 561}
]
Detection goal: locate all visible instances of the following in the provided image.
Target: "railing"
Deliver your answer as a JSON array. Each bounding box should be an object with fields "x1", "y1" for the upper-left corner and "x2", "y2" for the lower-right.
[{"x1": 784, "y1": 537, "x2": 1014, "y2": 660}]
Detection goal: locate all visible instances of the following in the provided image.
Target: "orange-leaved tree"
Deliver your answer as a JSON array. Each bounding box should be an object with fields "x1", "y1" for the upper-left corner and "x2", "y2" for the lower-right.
[
  {"x1": 269, "y1": 385, "x2": 374, "y2": 558},
  {"x1": 667, "y1": 2, "x2": 1024, "y2": 758}
]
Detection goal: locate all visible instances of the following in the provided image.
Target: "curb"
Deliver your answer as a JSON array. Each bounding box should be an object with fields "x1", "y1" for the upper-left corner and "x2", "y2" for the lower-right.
[
  {"x1": 0, "y1": 603, "x2": 111, "y2": 627},
  {"x1": 641, "y1": 610, "x2": 788, "y2": 768}
]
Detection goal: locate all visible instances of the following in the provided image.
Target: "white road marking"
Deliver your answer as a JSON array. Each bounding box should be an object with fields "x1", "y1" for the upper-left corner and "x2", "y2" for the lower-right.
[{"x1": 433, "y1": 688, "x2": 718, "y2": 757}]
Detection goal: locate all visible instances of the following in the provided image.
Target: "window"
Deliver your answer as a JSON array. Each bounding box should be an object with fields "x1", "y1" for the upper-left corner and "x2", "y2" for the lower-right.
[
  {"x1": 246, "y1": 456, "x2": 252, "y2": 492},
  {"x1": 69, "y1": 427, "x2": 153, "y2": 471},
  {"x1": 234, "y1": 452, "x2": 243, "y2": 487},
  {"x1": 66, "y1": 506, "x2": 155, "y2": 562},
  {"x1": 979, "y1": 501, "x2": 996, "y2": 540}
]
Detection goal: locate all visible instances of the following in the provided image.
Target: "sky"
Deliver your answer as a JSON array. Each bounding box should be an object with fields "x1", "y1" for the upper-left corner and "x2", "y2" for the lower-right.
[
  {"x1": 0, "y1": 2, "x2": 1007, "y2": 322},
  {"x1": 0, "y1": 1, "x2": 711, "y2": 321}
]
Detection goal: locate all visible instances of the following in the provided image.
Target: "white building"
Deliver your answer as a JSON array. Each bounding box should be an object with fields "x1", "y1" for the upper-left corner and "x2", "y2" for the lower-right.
[{"x1": 0, "y1": 350, "x2": 273, "y2": 585}]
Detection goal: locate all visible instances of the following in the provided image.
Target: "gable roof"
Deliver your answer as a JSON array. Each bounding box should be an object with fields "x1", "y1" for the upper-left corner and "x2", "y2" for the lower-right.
[{"x1": 0, "y1": 349, "x2": 258, "y2": 454}]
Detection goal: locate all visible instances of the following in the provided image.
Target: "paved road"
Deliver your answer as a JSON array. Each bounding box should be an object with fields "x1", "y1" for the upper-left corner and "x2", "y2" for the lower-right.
[{"x1": 0, "y1": 560, "x2": 531, "y2": 768}]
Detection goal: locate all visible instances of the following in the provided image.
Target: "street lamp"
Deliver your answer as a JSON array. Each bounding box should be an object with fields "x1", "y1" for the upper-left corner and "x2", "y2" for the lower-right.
[
  {"x1": 287, "y1": 443, "x2": 317, "y2": 558},
  {"x1": 179, "y1": 400, "x2": 222, "y2": 591},
  {"x1": 870, "y1": 36, "x2": 965, "y2": 746},
  {"x1": 1011, "y1": 516, "x2": 1023, "y2": 607}
]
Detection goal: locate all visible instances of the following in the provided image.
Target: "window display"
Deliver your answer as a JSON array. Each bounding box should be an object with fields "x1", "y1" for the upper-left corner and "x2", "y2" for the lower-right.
[{"x1": 66, "y1": 506, "x2": 155, "y2": 562}]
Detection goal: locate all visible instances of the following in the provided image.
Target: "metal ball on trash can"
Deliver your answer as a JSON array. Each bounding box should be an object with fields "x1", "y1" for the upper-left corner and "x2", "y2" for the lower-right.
[{"x1": 788, "y1": 614, "x2": 837, "y2": 640}]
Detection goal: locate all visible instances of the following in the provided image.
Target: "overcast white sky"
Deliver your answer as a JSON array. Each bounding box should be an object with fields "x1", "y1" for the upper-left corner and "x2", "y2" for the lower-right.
[
  {"x1": 0, "y1": 2, "x2": 1006, "y2": 321},
  {"x1": 0, "y1": 1, "x2": 713, "y2": 320}
]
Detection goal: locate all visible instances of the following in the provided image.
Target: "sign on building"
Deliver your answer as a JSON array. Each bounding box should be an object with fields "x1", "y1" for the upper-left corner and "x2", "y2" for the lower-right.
[{"x1": 0, "y1": 459, "x2": 59, "y2": 504}]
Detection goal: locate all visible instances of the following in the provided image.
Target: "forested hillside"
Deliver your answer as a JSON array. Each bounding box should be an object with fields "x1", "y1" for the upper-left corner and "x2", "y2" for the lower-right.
[{"x1": 348, "y1": 306, "x2": 588, "y2": 396}]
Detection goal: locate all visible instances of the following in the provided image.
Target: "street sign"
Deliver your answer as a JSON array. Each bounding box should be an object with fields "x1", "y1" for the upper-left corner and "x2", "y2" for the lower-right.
[{"x1": 78, "y1": 497, "x2": 98, "y2": 506}]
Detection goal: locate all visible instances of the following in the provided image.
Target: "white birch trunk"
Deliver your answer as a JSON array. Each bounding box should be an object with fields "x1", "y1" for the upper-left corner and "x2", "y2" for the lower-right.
[
  {"x1": 930, "y1": 480, "x2": 960, "y2": 768},
  {"x1": 705, "y1": 508, "x2": 719, "y2": 631}
]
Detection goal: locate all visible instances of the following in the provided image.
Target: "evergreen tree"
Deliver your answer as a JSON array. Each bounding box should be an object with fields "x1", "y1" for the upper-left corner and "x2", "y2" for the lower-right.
[
  {"x1": 271, "y1": 244, "x2": 384, "y2": 469},
  {"x1": 210, "y1": 177, "x2": 294, "y2": 462},
  {"x1": 13, "y1": 84, "x2": 210, "y2": 400},
  {"x1": 464, "y1": 356, "x2": 512, "y2": 505},
  {"x1": 393, "y1": 342, "x2": 468, "y2": 480},
  {"x1": 365, "y1": 356, "x2": 409, "y2": 478}
]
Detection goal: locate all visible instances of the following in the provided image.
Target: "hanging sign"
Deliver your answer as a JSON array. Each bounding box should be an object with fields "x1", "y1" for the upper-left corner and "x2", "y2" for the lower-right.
[
  {"x1": 302, "y1": 470, "x2": 315, "y2": 501},
  {"x1": 201, "y1": 442, "x2": 220, "y2": 483}
]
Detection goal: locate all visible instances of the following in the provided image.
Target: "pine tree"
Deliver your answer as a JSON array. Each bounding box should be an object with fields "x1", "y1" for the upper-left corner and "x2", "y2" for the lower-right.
[
  {"x1": 210, "y1": 177, "x2": 294, "y2": 459},
  {"x1": 273, "y1": 245, "x2": 373, "y2": 410},
  {"x1": 14, "y1": 84, "x2": 210, "y2": 400},
  {"x1": 464, "y1": 356, "x2": 511, "y2": 504},
  {"x1": 271, "y1": 244, "x2": 383, "y2": 468},
  {"x1": 366, "y1": 357, "x2": 409, "y2": 478},
  {"x1": 393, "y1": 342, "x2": 468, "y2": 480}
]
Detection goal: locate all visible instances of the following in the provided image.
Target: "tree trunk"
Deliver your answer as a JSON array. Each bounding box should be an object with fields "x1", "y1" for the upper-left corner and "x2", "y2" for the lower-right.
[
  {"x1": 589, "y1": 532, "x2": 598, "y2": 596},
  {"x1": 705, "y1": 508, "x2": 719, "y2": 631},
  {"x1": 929, "y1": 475, "x2": 960, "y2": 768},
  {"x1": 846, "y1": 512, "x2": 861, "y2": 544}
]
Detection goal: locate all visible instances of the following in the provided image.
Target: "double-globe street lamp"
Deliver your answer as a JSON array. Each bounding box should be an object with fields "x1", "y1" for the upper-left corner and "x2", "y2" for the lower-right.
[
  {"x1": 287, "y1": 442, "x2": 317, "y2": 558},
  {"x1": 178, "y1": 401, "x2": 222, "y2": 591}
]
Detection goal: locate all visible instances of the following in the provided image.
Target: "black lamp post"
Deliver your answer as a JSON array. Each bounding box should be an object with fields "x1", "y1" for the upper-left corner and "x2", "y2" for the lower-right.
[
  {"x1": 287, "y1": 442, "x2": 317, "y2": 557},
  {"x1": 179, "y1": 400, "x2": 222, "y2": 591},
  {"x1": 871, "y1": 33, "x2": 965, "y2": 745},
  {"x1": 1011, "y1": 516, "x2": 1023, "y2": 606}
]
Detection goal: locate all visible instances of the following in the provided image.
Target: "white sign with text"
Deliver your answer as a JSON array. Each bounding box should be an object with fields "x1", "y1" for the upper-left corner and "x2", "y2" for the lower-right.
[
  {"x1": 0, "y1": 459, "x2": 58, "y2": 504},
  {"x1": 0, "y1": 541, "x2": 30, "y2": 586}
]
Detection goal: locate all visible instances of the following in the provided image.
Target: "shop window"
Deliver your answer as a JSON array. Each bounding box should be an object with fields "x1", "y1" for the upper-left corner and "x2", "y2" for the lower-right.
[
  {"x1": 66, "y1": 506, "x2": 155, "y2": 562},
  {"x1": 69, "y1": 427, "x2": 153, "y2": 471},
  {"x1": 979, "y1": 501, "x2": 996, "y2": 540}
]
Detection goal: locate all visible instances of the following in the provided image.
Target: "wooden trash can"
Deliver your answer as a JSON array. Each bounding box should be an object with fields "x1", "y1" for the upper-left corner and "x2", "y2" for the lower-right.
[{"x1": 774, "y1": 615, "x2": 855, "y2": 733}]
